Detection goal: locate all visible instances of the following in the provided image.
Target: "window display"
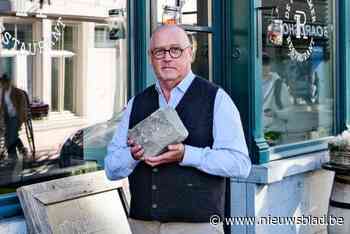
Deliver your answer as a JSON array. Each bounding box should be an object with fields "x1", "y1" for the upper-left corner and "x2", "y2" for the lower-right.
[{"x1": 261, "y1": 0, "x2": 335, "y2": 146}]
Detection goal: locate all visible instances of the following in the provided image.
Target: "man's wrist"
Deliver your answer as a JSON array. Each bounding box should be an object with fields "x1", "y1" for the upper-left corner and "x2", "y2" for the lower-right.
[
  {"x1": 179, "y1": 152, "x2": 184, "y2": 162},
  {"x1": 179, "y1": 144, "x2": 185, "y2": 162}
]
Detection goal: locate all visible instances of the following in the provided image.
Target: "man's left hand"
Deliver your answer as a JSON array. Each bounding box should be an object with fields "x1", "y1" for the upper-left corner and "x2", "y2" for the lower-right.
[{"x1": 144, "y1": 143, "x2": 185, "y2": 167}]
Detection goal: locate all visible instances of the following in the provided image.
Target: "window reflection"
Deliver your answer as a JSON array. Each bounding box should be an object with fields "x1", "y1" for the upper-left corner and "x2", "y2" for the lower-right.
[
  {"x1": 189, "y1": 32, "x2": 212, "y2": 81},
  {"x1": 262, "y1": 0, "x2": 335, "y2": 145},
  {"x1": 154, "y1": 0, "x2": 212, "y2": 26},
  {"x1": 0, "y1": 0, "x2": 128, "y2": 189}
]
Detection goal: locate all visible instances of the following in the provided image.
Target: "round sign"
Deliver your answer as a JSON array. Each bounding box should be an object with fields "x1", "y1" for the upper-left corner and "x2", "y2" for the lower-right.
[{"x1": 284, "y1": 0, "x2": 316, "y2": 62}]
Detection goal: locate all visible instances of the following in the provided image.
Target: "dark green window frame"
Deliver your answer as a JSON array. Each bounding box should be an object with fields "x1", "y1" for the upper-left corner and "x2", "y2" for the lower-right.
[
  {"x1": 340, "y1": 1, "x2": 350, "y2": 128},
  {"x1": 129, "y1": 0, "x2": 225, "y2": 94},
  {"x1": 226, "y1": 0, "x2": 350, "y2": 164}
]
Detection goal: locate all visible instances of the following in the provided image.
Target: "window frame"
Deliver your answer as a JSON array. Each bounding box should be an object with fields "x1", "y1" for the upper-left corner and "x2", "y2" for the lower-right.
[
  {"x1": 227, "y1": 0, "x2": 347, "y2": 164},
  {"x1": 339, "y1": 0, "x2": 350, "y2": 128},
  {"x1": 131, "y1": 0, "x2": 224, "y2": 95}
]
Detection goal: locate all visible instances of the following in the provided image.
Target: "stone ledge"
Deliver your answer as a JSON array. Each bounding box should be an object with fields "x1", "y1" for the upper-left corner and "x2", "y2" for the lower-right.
[{"x1": 231, "y1": 150, "x2": 330, "y2": 185}]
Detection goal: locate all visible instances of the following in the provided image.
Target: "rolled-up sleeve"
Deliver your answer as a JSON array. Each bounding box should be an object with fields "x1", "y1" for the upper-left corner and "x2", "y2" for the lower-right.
[
  {"x1": 180, "y1": 89, "x2": 252, "y2": 178},
  {"x1": 104, "y1": 98, "x2": 140, "y2": 180}
]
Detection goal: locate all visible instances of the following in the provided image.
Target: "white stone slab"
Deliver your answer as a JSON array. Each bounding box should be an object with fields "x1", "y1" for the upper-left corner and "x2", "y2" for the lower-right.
[{"x1": 17, "y1": 171, "x2": 131, "y2": 234}]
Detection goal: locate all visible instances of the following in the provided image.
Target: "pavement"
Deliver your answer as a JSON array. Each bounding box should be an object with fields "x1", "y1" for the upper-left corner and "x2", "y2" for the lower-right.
[{"x1": 0, "y1": 119, "x2": 89, "y2": 188}]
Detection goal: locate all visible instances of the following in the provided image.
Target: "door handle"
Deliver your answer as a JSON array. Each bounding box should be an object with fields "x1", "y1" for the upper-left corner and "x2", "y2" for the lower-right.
[{"x1": 232, "y1": 47, "x2": 241, "y2": 60}]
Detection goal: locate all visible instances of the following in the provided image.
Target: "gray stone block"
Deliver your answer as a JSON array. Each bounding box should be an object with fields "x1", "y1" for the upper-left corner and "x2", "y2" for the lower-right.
[{"x1": 128, "y1": 107, "x2": 188, "y2": 157}]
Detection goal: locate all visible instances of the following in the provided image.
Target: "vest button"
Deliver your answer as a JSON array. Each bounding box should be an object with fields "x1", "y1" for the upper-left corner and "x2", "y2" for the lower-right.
[
  {"x1": 152, "y1": 168, "x2": 158, "y2": 173},
  {"x1": 152, "y1": 204, "x2": 158, "y2": 209},
  {"x1": 152, "y1": 185, "x2": 157, "y2": 190}
]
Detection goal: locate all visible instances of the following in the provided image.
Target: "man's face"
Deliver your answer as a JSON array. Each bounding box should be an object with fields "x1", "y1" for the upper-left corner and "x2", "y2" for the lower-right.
[{"x1": 149, "y1": 29, "x2": 193, "y2": 82}]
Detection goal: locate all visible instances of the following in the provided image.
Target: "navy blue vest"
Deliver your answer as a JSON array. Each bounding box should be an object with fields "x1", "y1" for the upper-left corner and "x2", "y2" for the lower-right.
[{"x1": 128, "y1": 77, "x2": 226, "y2": 222}]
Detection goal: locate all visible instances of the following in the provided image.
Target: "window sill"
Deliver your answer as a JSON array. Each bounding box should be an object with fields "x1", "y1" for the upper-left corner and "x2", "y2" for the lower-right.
[{"x1": 232, "y1": 150, "x2": 330, "y2": 185}]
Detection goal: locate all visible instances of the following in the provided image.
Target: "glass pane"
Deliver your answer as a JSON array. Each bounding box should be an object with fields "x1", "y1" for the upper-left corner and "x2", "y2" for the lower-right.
[
  {"x1": 51, "y1": 58, "x2": 59, "y2": 112},
  {"x1": 0, "y1": 57, "x2": 13, "y2": 78},
  {"x1": 94, "y1": 25, "x2": 116, "y2": 48},
  {"x1": 16, "y1": 24, "x2": 32, "y2": 47},
  {"x1": 0, "y1": 1, "x2": 129, "y2": 189},
  {"x1": 64, "y1": 57, "x2": 74, "y2": 112},
  {"x1": 64, "y1": 26, "x2": 74, "y2": 51},
  {"x1": 154, "y1": 0, "x2": 212, "y2": 27},
  {"x1": 1, "y1": 23, "x2": 32, "y2": 50},
  {"x1": 261, "y1": 0, "x2": 335, "y2": 146},
  {"x1": 2, "y1": 23, "x2": 15, "y2": 49},
  {"x1": 52, "y1": 22, "x2": 70, "y2": 50},
  {"x1": 190, "y1": 32, "x2": 212, "y2": 81},
  {"x1": 52, "y1": 23, "x2": 61, "y2": 50}
]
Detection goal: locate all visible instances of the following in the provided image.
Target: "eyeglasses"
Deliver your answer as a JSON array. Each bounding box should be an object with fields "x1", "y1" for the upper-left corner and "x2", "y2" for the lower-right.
[{"x1": 151, "y1": 46, "x2": 191, "y2": 60}]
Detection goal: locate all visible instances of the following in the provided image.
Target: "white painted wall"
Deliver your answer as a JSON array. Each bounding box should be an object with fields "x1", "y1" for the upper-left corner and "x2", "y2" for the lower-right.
[
  {"x1": 254, "y1": 170, "x2": 333, "y2": 234},
  {"x1": 231, "y1": 152, "x2": 336, "y2": 234}
]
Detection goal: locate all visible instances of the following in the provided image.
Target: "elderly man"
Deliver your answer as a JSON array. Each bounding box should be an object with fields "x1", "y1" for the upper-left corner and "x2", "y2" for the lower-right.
[{"x1": 105, "y1": 25, "x2": 251, "y2": 234}]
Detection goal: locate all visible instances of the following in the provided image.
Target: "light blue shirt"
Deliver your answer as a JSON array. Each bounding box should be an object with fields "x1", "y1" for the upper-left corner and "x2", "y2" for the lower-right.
[{"x1": 105, "y1": 71, "x2": 251, "y2": 180}]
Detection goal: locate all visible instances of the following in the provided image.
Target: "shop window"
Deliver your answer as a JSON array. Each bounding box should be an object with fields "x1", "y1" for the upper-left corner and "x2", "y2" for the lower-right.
[
  {"x1": 0, "y1": 0, "x2": 129, "y2": 192},
  {"x1": 261, "y1": 0, "x2": 335, "y2": 146}
]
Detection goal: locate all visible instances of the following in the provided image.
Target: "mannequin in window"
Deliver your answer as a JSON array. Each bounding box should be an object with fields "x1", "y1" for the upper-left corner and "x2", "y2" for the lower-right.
[
  {"x1": 0, "y1": 74, "x2": 28, "y2": 160},
  {"x1": 262, "y1": 54, "x2": 292, "y2": 144}
]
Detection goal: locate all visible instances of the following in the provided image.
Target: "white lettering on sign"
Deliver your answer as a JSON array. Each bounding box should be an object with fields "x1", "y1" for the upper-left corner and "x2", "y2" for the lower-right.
[
  {"x1": 284, "y1": 0, "x2": 319, "y2": 62},
  {"x1": 0, "y1": 17, "x2": 65, "y2": 54}
]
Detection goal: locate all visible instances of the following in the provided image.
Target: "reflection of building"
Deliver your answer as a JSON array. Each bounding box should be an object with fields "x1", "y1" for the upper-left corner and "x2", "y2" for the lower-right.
[{"x1": 0, "y1": 0, "x2": 127, "y2": 125}]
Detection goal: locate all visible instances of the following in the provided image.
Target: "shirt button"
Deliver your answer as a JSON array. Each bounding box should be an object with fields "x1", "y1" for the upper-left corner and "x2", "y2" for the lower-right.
[
  {"x1": 152, "y1": 204, "x2": 157, "y2": 209},
  {"x1": 153, "y1": 168, "x2": 158, "y2": 173},
  {"x1": 152, "y1": 185, "x2": 157, "y2": 190}
]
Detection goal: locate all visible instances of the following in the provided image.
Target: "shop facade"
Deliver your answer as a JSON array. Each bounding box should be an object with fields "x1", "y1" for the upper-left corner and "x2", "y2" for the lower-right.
[{"x1": 0, "y1": 0, "x2": 350, "y2": 234}]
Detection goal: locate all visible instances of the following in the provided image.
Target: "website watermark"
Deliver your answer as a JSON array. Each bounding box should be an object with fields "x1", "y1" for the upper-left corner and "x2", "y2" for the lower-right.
[
  {"x1": 0, "y1": 17, "x2": 65, "y2": 54},
  {"x1": 210, "y1": 214, "x2": 344, "y2": 227}
]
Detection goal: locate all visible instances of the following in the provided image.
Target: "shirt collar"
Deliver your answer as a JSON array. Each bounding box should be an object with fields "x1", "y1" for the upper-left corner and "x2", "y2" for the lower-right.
[{"x1": 155, "y1": 71, "x2": 195, "y2": 94}]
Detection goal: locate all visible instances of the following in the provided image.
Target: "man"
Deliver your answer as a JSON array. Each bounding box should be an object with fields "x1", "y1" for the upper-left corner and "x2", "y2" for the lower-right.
[
  {"x1": 0, "y1": 74, "x2": 28, "y2": 159},
  {"x1": 105, "y1": 25, "x2": 251, "y2": 234}
]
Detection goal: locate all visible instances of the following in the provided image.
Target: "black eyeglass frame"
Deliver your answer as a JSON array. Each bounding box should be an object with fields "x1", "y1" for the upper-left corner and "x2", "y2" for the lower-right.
[{"x1": 150, "y1": 45, "x2": 192, "y2": 59}]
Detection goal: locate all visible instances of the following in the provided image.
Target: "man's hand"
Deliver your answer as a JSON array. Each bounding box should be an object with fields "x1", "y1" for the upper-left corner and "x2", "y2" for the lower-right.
[
  {"x1": 127, "y1": 138, "x2": 144, "y2": 160},
  {"x1": 144, "y1": 143, "x2": 185, "y2": 167}
]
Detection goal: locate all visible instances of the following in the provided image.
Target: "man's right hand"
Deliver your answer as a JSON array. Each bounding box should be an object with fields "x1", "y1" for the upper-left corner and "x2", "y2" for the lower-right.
[{"x1": 127, "y1": 138, "x2": 144, "y2": 160}]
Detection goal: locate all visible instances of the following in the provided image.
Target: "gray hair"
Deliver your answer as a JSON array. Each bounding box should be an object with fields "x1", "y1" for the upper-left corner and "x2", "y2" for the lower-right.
[{"x1": 150, "y1": 25, "x2": 191, "y2": 49}]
